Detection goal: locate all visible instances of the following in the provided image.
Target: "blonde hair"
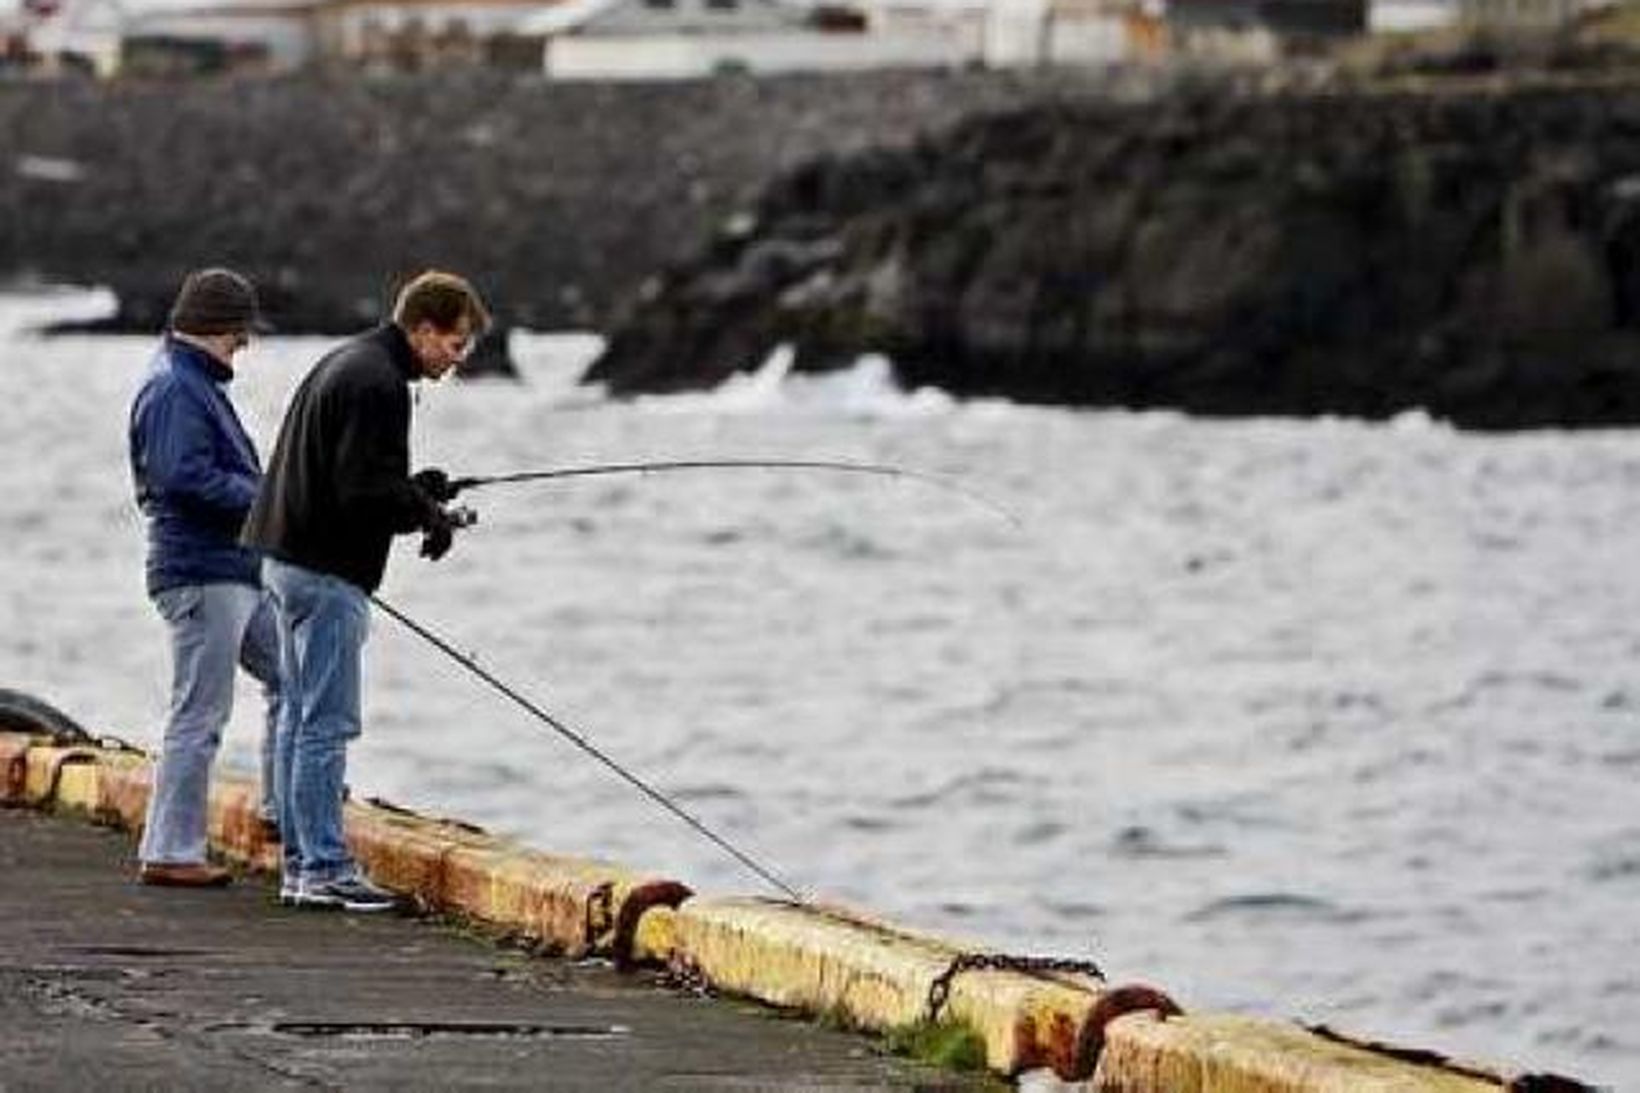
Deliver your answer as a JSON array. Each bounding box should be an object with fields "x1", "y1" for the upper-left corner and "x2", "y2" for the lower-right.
[{"x1": 392, "y1": 270, "x2": 491, "y2": 335}]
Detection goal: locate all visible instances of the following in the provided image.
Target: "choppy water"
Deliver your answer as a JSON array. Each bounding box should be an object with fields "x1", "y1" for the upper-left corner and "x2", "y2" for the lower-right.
[{"x1": 2, "y1": 290, "x2": 1636, "y2": 1087}]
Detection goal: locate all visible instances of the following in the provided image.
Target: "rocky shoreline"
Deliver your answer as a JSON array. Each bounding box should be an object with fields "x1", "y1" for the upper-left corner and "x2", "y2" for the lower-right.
[
  {"x1": 0, "y1": 69, "x2": 1058, "y2": 335},
  {"x1": 589, "y1": 70, "x2": 1640, "y2": 428},
  {"x1": 9, "y1": 64, "x2": 1640, "y2": 424}
]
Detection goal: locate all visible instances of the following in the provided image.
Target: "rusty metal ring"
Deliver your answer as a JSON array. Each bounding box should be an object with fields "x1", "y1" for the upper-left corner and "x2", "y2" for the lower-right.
[
  {"x1": 1077, "y1": 983, "x2": 1184, "y2": 1067},
  {"x1": 610, "y1": 880, "x2": 693, "y2": 970},
  {"x1": 44, "y1": 748, "x2": 100, "y2": 803}
]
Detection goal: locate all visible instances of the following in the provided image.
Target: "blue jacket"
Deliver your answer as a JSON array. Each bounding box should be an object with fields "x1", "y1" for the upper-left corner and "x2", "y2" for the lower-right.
[{"x1": 129, "y1": 336, "x2": 264, "y2": 595}]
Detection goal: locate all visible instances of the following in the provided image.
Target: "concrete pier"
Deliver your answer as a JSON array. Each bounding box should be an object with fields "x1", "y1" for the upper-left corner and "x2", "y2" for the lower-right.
[
  {"x1": 0, "y1": 701, "x2": 1588, "y2": 1091},
  {"x1": 0, "y1": 808, "x2": 980, "y2": 1091}
]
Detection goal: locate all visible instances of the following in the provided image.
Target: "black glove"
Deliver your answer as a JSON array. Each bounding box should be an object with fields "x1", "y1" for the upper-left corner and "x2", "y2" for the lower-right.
[
  {"x1": 411, "y1": 467, "x2": 457, "y2": 504},
  {"x1": 420, "y1": 506, "x2": 456, "y2": 561}
]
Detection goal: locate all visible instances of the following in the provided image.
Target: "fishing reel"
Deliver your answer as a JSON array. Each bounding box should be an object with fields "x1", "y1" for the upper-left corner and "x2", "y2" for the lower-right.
[{"x1": 419, "y1": 504, "x2": 478, "y2": 561}]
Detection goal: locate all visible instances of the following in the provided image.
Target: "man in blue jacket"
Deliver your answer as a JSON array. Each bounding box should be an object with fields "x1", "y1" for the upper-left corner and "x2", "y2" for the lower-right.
[{"x1": 129, "y1": 268, "x2": 281, "y2": 888}]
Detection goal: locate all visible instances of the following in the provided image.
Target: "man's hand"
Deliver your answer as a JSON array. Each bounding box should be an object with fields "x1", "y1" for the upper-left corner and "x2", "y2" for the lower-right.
[
  {"x1": 420, "y1": 506, "x2": 456, "y2": 561},
  {"x1": 411, "y1": 468, "x2": 457, "y2": 503}
]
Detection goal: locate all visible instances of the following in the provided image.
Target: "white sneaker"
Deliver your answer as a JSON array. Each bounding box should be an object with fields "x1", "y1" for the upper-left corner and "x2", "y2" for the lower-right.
[{"x1": 294, "y1": 874, "x2": 400, "y2": 913}]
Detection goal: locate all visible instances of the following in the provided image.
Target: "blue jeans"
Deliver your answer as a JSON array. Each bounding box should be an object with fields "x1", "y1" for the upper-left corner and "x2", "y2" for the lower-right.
[
  {"x1": 140, "y1": 582, "x2": 282, "y2": 865},
  {"x1": 263, "y1": 557, "x2": 369, "y2": 884}
]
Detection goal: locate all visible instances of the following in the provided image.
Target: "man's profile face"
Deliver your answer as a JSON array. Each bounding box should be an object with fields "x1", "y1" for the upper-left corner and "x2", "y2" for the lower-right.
[{"x1": 409, "y1": 318, "x2": 474, "y2": 380}]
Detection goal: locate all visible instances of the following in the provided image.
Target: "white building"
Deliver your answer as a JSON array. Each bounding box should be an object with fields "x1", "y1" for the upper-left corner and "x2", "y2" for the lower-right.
[
  {"x1": 986, "y1": 0, "x2": 1161, "y2": 67},
  {"x1": 526, "y1": 0, "x2": 986, "y2": 79},
  {"x1": 1457, "y1": 0, "x2": 1603, "y2": 28},
  {"x1": 1367, "y1": 0, "x2": 1455, "y2": 31},
  {"x1": 21, "y1": 0, "x2": 1179, "y2": 77},
  {"x1": 18, "y1": 0, "x2": 128, "y2": 74}
]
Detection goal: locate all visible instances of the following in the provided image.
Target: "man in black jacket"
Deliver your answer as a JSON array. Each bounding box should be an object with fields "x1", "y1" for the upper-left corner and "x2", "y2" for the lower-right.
[{"x1": 243, "y1": 270, "x2": 489, "y2": 912}]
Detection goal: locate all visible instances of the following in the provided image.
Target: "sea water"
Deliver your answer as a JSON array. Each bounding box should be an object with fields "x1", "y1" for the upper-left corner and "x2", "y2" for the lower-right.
[{"x1": 2, "y1": 291, "x2": 1635, "y2": 1086}]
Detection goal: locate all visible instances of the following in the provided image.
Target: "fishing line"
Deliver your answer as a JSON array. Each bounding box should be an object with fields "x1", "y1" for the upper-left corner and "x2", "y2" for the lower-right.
[
  {"x1": 370, "y1": 593, "x2": 807, "y2": 903},
  {"x1": 446, "y1": 459, "x2": 1024, "y2": 530}
]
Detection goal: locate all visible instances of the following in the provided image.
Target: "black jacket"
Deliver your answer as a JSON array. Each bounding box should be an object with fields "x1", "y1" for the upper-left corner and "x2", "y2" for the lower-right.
[{"x1": 243, "y1": 324, "x2": 435, "y2": 592}]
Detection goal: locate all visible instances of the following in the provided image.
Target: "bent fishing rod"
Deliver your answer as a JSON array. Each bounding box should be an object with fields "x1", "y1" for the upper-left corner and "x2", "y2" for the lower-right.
[
  {"x1": 370, "y1": 594, "x2": 806, "y2": 904},
  {"x1": 446, "y1": 459, "x2": 1023, "y2": 530}
]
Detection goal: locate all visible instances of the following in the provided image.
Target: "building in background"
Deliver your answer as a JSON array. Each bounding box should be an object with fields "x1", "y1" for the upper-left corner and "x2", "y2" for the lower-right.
[
  {"x1": 1166, "y1": 0, "x2": 1367, "y2": 62},
  {"x1": 1367, "y1": 0, "x2": 1455, "y2": 33},
  {"x1": 527, "y1": 0, "x2": 985, "y2": 79},
  {"x1": 309, "y1": 0, "x2": 562, "y2": 71},
  {"x1": 10, "y1": 0, "x2": 127, "y2": 74},
  {"x1": 1457, "y1": 0, "x2": 1604, "y2": 29},
  {"x1": 986, "y1": 0, "x2": 1163, "y2": 66},
  {"x1": 117, "y1": 0, "x2": 565, "y2": 72},
  {"x1": 122, "y1": 0, "x2": 307, "y2": 72},
  {"x1": 20, "y1": 0, "x2": 1621, "y2": 78}
]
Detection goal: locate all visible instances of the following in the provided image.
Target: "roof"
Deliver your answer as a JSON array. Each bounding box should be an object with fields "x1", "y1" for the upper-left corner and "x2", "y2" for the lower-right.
[
  {"x1": 518, "y1": 0, "x2": 809, "y2": 35},
  {"x1": 514, "y1": 0, "x2": 616, "y2": 33}
]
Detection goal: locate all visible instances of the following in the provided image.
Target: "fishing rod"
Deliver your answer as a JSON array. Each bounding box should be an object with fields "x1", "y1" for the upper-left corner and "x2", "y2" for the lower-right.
[
  {"x1": 370, "y1": 594, "x2": 807, "y2": 904},
  {"x1": 446, "y1": 460, "x2": 1023, "y2": 530}
]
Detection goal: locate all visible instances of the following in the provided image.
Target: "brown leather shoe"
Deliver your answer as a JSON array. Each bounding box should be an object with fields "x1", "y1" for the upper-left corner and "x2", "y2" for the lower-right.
[{"x1": 139, "y1": 861, "x2": 232, "y2": 888}]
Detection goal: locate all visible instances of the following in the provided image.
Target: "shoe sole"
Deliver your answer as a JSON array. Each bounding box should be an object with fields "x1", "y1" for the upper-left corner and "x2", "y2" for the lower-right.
[
  {"x1": 287, "y1": 892, "x2": 397, "y2": 913},
  {"x1": 338, "y1": 899, "x2": 398, "y2": 913},
  {"x1": 139, "y1": 872, "x2": 232, "y2": 888}
]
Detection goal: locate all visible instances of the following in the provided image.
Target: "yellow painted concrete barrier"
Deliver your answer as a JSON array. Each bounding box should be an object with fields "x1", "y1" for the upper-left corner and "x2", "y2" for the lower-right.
[
  {"x1": 97, "y1": 754, "x2": 154, "y2": 830},
  {"x1": 648, "y1": 895, "x2": 1167, "y2": 1080},
  {"x1": 0, "y1": 731, "x2": 35, "y2": 803},
  {"x1": 327, "y1": 796, "x2": 691, "y2": 956},
  {"x1": 437, "y1": 835, "x2": 691, "y2": 958},
  {"x1": 341, "y1": 798, "x2": 493, "y2": 903},
  {"x1": 34, "y1": 744, "x2": 151, "y2": 831},
  {"x1": 22, "y1": 743, "x2": 101, "y2": 807},
  {"x1": 204, "y1": 774, "x2": 281, "y2": 872},
  {"x1": 1094, "y1": 1010, "x2": 1508, "y2": 1092}
]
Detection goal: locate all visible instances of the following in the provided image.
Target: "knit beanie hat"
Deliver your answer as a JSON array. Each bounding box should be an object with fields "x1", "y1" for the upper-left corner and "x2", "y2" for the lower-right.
[{"x1": 168, "y1": 268, "x2": 262, "y2": 336}]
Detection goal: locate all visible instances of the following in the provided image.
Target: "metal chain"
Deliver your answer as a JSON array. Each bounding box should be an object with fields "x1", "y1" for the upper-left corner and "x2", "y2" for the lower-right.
[
  {"x1": 661, "y1": 952, "x2": 713, "y2": 997},
  {"x1": 926, "y1": 952, "x2": 1106, "y2": 1022}
]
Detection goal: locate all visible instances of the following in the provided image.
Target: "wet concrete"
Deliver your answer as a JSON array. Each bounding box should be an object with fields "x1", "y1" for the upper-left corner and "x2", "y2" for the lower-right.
[{"x1": 0, "y1": 808, "x2": 985, "y2": 1091}]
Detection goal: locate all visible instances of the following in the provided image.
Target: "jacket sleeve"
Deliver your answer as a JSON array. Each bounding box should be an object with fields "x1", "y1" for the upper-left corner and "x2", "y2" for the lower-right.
[
  {"x1": 330, "y1": 377, "x2": 435, "y2": 535},
  {"x1": 140, "y1": 383, "x2": 259, "y2": 532}
]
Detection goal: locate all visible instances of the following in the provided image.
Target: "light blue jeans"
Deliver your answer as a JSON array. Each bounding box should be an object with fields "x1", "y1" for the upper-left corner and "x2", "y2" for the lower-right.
[
  {"x1": 262, "y1": 557, "x2": 369, "y2": 885},
  {"x1": 139, "y1": 582, "x2": 282, "y2": 865}
]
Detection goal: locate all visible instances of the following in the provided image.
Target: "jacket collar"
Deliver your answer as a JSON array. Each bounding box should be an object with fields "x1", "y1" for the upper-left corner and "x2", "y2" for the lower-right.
[
  {"x1": 166, "y1": 334, "x2": 233, "y2": 384},
  {"x1": 373, "y1": 322, "x2": 421, "y2": 381}
]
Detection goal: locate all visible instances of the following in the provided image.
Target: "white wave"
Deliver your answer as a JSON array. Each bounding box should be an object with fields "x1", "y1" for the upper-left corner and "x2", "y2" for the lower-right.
[
  {"x1": 1389, "y1": 406, "x2": 1443, "y2": 433},
  {"x1": 0, "y1": 285, "x2": 119, "y2": 336},
  {"x1": 630, "y1": 342, "x2": 796, "y2": 415},
  {"x1": 632, "y1": 345, "x2": 961, "y2": 419},
  {"x1": 782, "y1": 353, "x2": 956, "y2": 418},
  {"x1": 508, "y1": 330, "x2": 607, "y2": 407}
]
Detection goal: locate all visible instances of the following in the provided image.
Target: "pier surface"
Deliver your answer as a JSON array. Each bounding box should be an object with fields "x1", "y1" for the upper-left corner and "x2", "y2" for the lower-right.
[{"x1": 0, "y1": 808, "x2": 980, "y2": 1091}]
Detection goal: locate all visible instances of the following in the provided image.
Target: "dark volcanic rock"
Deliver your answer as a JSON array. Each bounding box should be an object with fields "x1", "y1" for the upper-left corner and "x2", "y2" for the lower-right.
[
  {"x1": 587, "y1": 78, "x2": 1640, "y2": 428},
  {"x1": 0, "y1": 69, "x2": 1047, "y2": 358}
]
